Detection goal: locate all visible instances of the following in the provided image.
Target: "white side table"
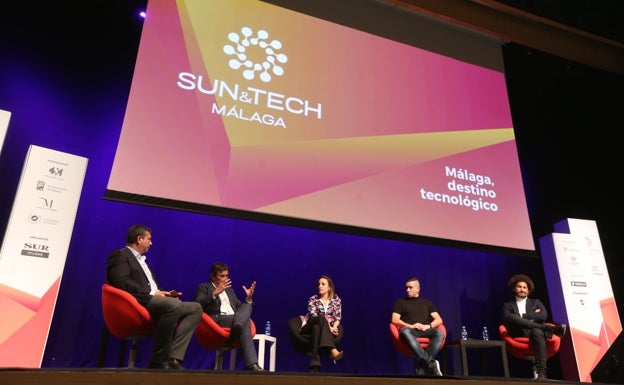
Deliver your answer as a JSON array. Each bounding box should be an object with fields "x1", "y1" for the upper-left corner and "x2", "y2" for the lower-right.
[{"x1": 253, "y1": 334, "x2": 277, "y2": 371}]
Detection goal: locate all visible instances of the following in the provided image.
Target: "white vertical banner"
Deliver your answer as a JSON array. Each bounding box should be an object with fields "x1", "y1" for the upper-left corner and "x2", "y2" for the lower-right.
[
  {"x1": 0, "y1": 145, "x2": 88, "y2": 367},
  {"x1": 540, "y1": 218, "x2": 622, "y2": 382},
  {"x1": 0, "y1": 109, "x2": 10, "y2": 155}
]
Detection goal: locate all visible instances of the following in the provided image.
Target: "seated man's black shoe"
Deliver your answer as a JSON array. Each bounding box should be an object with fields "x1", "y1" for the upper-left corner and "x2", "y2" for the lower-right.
[
  {"x1": 535, "y1": 370, "x2": 547, "y2": 380},
  {"x1": 553, "y1": 324, "x2": 567, "y2": 338},
  {"x1": 169, "y1": 358, "x2": 186, "y2": 370},
  {"x1": 225, "y1": 324, "x2": 242, "y2": 347},
  {"x1": 310, "y1": 365, "x2": 320, "y2": 373},
  {"x1": 245, "y1": 363, "x2": 263, "y2": 371},
  {"x1": 415, "y1": 360, "x2": 427, "y2": 376},
  {"x1": 147, "y1": 361, "x2": 173, "y2": 370}
]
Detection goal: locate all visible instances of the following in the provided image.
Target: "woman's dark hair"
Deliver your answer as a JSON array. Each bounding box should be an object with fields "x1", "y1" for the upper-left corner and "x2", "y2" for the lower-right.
[{"x1": 318, "y1": 275, "x2": 337, "y2": 299}]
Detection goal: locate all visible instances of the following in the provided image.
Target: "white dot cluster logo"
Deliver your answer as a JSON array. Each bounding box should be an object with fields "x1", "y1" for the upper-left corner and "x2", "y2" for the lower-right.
[{"x1": 223, "y1": 27, "x2": 287, "y2": 83}]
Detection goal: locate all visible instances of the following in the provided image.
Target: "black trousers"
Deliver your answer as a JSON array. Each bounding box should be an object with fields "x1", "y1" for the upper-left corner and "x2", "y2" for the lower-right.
[
  {"x1": 300, "y1": 316, "x2": 342, "y2": 368},
  {"x1": 506, "y1": 319, "x2": 551, "y2": 372}
]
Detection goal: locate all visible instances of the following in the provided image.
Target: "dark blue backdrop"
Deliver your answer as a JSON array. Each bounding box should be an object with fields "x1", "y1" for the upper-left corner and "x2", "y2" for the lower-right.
[{"x1": 1, "y1": 1, "x2": 622, "y2": 378}]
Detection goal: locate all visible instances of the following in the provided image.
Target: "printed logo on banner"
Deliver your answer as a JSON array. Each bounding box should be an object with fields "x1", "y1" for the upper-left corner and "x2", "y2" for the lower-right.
[
  {"x1": 38, "y1": 179, "x2": 68, "y2": 195},
  {"x1": 37, "y1": 197, "x2": 56, "y2": 211},
  {"x1": 48, "y1": 166, "x2": 63, "y2": 177},
  {"x1": 21, "y1": 241, "x2": 50, "y2": 259},
  {"x1": 28, "y1": 212, "x2": 59, "y2": 226},
  {"x1": 0, "y1": 145, "x2": 88, "y2": 367}
]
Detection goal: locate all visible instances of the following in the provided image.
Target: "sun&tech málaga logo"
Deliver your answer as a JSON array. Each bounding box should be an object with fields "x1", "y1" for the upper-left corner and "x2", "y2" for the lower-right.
[
  {"x1": 176, "y1": 24, "x2": 322, "y2": 127},
  {"x1": 223, "y1": 27, "x2": 288, "y2": 83}
]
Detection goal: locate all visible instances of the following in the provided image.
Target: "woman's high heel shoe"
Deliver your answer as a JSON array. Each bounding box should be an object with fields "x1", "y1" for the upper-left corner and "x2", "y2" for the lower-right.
[{"x1": 330, "y1": 349, "x2": 344, "y2": 362}]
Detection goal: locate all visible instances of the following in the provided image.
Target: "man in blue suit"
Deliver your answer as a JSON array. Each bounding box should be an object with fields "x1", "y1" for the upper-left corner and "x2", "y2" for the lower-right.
[{"x1": 503, "y1": 274, "x2": 567, "y2": 380}]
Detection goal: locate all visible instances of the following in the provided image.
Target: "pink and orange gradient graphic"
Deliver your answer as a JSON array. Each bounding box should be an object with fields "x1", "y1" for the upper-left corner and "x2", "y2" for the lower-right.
[
  {"x1": 0, "y1": 279, "x2": 60, "y2": 367},
  {"x1": 108, "y1": 0, "x2": 534, "y2": 251}
]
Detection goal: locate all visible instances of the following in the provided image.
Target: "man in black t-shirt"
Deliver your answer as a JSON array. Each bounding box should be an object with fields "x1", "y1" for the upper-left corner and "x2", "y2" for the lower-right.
[{"x1": 391, "y1": 277, "x2": 444, "y2": 376}]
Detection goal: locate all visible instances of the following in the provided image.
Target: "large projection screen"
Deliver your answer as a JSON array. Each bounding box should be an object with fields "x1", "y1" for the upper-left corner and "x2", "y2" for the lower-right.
[{"x1": 106, "y1": 0, "x2": 535, "y2": 254}]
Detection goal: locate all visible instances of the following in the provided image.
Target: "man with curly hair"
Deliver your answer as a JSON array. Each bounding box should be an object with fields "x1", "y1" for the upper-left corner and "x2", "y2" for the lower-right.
[{"x1": 503, "y1": 274, "x2": 567, "y2": 380}]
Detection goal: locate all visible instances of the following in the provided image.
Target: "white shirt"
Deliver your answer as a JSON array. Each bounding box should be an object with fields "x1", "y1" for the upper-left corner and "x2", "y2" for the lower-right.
[
  {"x1": 212, "y1": 282, "x2": 235, "y2": 315},
  {"x1": 515, "y1": 296, "x2": 527, "y2": 316},
  {"x1": 129, "y1": 246, "x2": 158, "y2": 295}
]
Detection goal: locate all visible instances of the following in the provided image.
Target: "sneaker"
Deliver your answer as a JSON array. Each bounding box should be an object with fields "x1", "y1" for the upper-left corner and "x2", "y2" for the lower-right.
[
  {"x1": 428, "y1": 359, "x2": 442, "y2": 376},
  {"x1": 535, "y1": 370, "x2": 547, "y2": 380}
]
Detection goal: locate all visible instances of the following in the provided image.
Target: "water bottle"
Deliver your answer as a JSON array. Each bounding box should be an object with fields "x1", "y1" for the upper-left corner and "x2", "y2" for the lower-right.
[
  {"x1": 265, "y1": 320, "x2": 271, "y2": 336},
  {"x1": 461, "y1": 325, "x2": 468, "y2": 340},
  {"x1": 482, "y1": 326, "x2": 489, "y2": 341}
]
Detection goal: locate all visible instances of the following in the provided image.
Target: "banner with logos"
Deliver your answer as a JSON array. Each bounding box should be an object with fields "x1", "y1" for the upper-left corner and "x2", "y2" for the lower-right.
[
  {"x1": 540, "y1": 218, "x2": 622, "y2": 382},
  {"x1": 0, "y1": 109, "x2": 10, "y2": 155},
  {"x1": 0, "y1": 145, "x2": 88, "y2": 367}
]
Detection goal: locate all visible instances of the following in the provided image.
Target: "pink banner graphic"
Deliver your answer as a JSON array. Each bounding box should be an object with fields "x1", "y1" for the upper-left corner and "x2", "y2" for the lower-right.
[{"x1": 108, "y1": 0, "x2": 534, "y2": 251}]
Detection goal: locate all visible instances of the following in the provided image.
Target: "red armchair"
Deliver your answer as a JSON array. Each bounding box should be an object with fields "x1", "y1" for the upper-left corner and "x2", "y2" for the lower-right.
[
  {"x1": 499, "y1": 323, "x2": 561, "y2": 378},
  {"x1": 389, "y1": 322, "x2": 447, "y2": 357},
  {"x1": 98, "y1": 283, "x2": 157, "y2": 367},
  {"x1": 194, "y1": 313, "x2": 256, "y2": 370}
]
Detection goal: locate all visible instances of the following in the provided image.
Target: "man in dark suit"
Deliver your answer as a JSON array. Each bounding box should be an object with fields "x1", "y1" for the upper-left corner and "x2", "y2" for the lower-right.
[
  {"x1": 503, "y1": 274, "x2": 567, "y2": 380},
  {"x1": 106, "y1": 224, "x2": 202, "y2": 369},
  {"x1": 194, "y1": 262, "x2": 262, "y2": 371}
]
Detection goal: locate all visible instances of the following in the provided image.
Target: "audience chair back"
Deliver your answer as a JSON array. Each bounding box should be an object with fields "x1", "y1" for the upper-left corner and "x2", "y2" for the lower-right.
[
  {"x1": 194, "y1": 313, "x2": 256, "y2": 370},
  {"x1": 99, "y1": 283, "x2": 157, "y2": 367},
  {"x1": 499, "y1": 323, "x2": 561, "y2": 378},
  {"x1": 389, "y1": 322, "x2": 447, "y2": 357}
]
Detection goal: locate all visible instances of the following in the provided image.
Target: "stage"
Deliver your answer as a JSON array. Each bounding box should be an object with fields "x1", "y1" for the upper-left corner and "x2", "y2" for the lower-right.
[{"x1": 0, "y1": 368, "x2": 596, "y2": 385}]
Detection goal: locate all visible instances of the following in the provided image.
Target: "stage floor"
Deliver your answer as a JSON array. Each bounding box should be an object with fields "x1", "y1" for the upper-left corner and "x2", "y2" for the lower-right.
[{"x1": 0, "y1": 368, "x2": 592, "y2": 385}]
